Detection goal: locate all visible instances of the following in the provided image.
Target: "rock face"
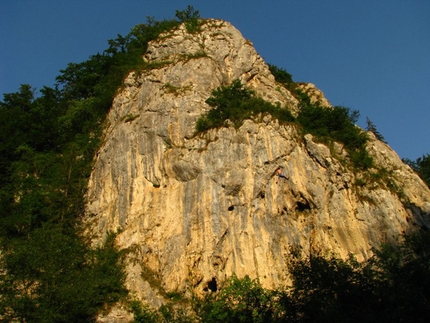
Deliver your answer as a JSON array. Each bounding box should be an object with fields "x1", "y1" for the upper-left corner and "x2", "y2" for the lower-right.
[{"x1": 84, "y1": 19, "x2": 430, "y2": 305}]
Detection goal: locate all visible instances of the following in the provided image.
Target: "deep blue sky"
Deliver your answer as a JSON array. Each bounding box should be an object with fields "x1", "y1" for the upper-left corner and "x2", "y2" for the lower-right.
[{"x1": 1, "y1": 0, "x2": 429, "y2": 160}]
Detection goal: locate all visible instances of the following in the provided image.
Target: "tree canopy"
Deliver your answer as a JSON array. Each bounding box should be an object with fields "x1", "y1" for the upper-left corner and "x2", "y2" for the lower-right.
[
  {"x1": 403, "y1": 154, "x2": 430, "y2": 188},
  {"x1": 0, "y1": 7, "x2": 200, "y2": 321}
]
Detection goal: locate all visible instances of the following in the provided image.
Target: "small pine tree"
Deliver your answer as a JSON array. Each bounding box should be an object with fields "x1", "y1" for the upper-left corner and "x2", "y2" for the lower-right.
[
  {"x1": 366, "y1": 116, "x2": 386, "y2": 143},
  {"x1": 175, "y1": 5, "x2": 201, "y2": 33}
]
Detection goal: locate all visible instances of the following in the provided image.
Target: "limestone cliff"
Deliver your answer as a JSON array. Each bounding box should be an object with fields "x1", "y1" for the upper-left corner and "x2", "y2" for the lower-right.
[{"x1": 84, "y1": 19, "x2": 430, "y2": 306}]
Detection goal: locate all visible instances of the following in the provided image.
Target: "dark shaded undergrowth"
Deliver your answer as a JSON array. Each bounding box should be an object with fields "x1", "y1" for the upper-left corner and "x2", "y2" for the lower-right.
[
  {"x1": 131, "y1": 230, "x2": 430, "y2": 323},
  {"x1": 0, "y1": 7, "x2": 202, "y2": 322}
]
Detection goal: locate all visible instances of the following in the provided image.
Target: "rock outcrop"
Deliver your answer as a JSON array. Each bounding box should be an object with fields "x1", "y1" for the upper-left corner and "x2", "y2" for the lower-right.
[{"x1": 84, "y1": 19, "x2": 430, "y2": 306}]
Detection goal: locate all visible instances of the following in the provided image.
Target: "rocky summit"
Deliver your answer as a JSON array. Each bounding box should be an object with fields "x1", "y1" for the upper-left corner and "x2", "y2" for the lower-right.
[{"x1": 83, "y1": 19, "x2": 430, "y2": 307}]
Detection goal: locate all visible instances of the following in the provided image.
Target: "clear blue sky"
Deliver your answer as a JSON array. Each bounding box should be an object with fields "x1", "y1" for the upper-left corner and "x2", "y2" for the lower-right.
[{"x1": 1, "y1": 0, "x2": 429, "y2": 160}]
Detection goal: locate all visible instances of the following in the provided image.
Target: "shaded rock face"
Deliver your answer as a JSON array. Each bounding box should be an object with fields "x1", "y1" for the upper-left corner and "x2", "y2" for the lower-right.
[{"x1": 84, "y1": 20, "x2": 430, "y2": 304}]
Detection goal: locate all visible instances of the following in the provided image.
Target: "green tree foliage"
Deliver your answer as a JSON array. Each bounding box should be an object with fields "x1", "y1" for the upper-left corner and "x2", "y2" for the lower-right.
[
  {"x1": 284, "y1": 254, "x2": 377, "y2": 323},
  {"x1": 366, "y1": 116, "x2": 387, "y2": 143},
  {"x1": 268, "y1": 64, "x2": 373, "y2": 170},
  {"x1": 194, "y1": 275, "x2": 279, "y2": 323},
  {"x1": 0, "y1": 230, "x2": 126, "y2": 322},
  {"x1": 130, "y1": 300, "x2": 196, "y2": 323},
  {"x1": 297, "y1": 103, "x2": 362, "y2": 149},
  {"x1": 281, "y1": 232, "x2": 430, "y2": 322},
  {"x1": 130, "y1": 300, "x2": 160, "y2": 323},
  {"x1": 268, "y1": 64, "x2": 295, "y2": 92},
  {"x1": 175, "y1": 5, "x2": 201, "y2": 33},
  {"x1": 196, "y1": 79, "x2": 294, "y2": 132},
  {"x1": 0, "y1": 85, "x2": 36, "y2": 170},
  {"x1": 297, "y1": 102, "x2": 372, "y2": 169},
  {"x1": 403, "y1": 154, "x2": 430, "y2": 188}
]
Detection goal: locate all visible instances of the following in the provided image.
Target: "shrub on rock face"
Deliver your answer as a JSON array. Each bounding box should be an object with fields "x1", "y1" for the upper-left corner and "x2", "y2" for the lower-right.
[
  {"x1": 296, "y1": 102, "x2": 372, "y2": 169},
  {"x1": 268, "y1": 64, "x2": 295, "y2": 92},
  {"x1": 403, "y1": 154, "x2": 430, "y2": 188},
  {"x1": 196, "y1": 79, "x2": 294, "y2": 132},
  {"x1": 194, "y1": 275, "x2": 279, "y2": 323}
]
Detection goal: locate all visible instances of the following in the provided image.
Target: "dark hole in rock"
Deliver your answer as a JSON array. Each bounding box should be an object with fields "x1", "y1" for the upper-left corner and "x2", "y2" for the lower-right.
[
  {"x1": 259, "y1": 191, "x2": 265, "y2": 199},
  {"x1": 228, "y1": 205, "x2": 234, "y2": 211},
  {"x1": 296, "y1": 201, "x2": 310, "y2": 212},
  {"x1": 207, "y1": 277, "x2": 217, "y2": 292}
]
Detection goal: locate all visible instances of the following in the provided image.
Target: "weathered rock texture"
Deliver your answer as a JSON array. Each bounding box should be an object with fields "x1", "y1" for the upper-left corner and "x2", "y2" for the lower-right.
[{"x1": 84, "y1": 19, "x2": 430, "y2": 306}]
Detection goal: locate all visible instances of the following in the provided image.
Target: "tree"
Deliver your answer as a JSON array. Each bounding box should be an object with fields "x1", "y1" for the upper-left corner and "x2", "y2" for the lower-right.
[
  {"x1": 282, "y1": 253, "x2": 377, "y2": 323},
  {"x1": 268, "y1": 64, "x2": 295, "y2": 92},
  {"x1": 283, "y1": 230, "x2": 430, "y2": 323},
  {"x1": 196, "y1": 79, "x2": 293, "y2": 132},
  {"x1": 175, "y1": 5, "x2": 201, "y2": 33},
  {"x1": 0, "y1": 85, "x2": 36, "y2": 196},
  {"x1": 366, "y1": 116, "x2": 387, "y2": 143},
  {"x1": 404, "y1": 154, "x2": 430, "y2": 188},
  {"x1": 175, "y1": 5, "x2": 200, "y2": 22},
  {"x1": 194, "y1": 275, "x2": 279, "y2": 323},
  {"x1": 0, "y1": 228, "x2": 127, "y2": 322}
]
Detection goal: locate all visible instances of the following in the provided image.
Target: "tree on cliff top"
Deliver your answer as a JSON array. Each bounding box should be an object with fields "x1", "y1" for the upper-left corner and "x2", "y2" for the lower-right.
[
  {"x1": 404, "y1": 154, "x2": 430, "y2": 188},
  {"x1": 366, "y1": 116, "x2": 387, "y2": 143}
]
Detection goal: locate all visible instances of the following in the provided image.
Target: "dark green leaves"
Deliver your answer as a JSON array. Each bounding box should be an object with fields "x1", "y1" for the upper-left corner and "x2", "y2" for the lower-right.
[
  {"x1": 297, "y1": 104, "x2": 362, "y2": 147},
  {"x1": 366, "y1": 116, "x2": 387, "y2": 143},
  {"x1": 268, "y1": 64, "x2": 295, "y2": 92},
  {"x1": 0, "y1": 229, "x2": 127, "y2": 322},
  {"x1": 403, "y1": 154, "x2": 430, "y2": 188},
  {"x1": 194, "y1": 275, "x2": 279, "y2": 323},
  {"x1": 196, "y1": 79, "x2": 294, "y2": 132},
  {"x1": 175, "y1": 5, "x2": 200, "y2": 22},
  {"x1": 297, "y1": 103, "x2": 371, "y2": 169},
  {"x1": 175, "y1": 5, "x2": 201, "y2": 33}
]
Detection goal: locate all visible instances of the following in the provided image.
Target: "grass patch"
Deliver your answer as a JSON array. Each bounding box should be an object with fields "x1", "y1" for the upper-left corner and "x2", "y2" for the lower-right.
[{"x1": 122, "y1": 114, "x2": 140, "y2": 123}]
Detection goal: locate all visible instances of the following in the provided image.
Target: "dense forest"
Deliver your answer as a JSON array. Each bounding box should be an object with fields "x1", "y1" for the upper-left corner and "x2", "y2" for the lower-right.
[{"x1": 1, "y1": 6, "x2": 429, "y2": 322}]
